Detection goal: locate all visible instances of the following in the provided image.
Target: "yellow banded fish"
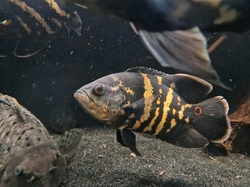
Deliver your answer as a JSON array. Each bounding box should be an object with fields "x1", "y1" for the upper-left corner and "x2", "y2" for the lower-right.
[
  {"x1": 70, "y1": 0, "x2": 250, "y2": 89},
  {"x1": 0, "y1": 0, "x2": 82, "y2": 58},
  {"x1": 74, "y1": 67, "x2": 231, "y2": 156},
  {"x1": 0, "y1": 93, "x2": 82, "y2": 187}
]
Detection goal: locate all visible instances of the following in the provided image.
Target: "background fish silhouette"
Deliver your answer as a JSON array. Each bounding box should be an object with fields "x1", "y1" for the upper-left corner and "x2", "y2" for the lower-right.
[
  {"x1": 0, "y1": 0, "x2": 82, "y2": 58},
  {"x1": 0, "y1": 93, "x2": 82, "y2": 187},
  {"x1": 69, "y1": 0, "x2": 250, "y2": 89}
]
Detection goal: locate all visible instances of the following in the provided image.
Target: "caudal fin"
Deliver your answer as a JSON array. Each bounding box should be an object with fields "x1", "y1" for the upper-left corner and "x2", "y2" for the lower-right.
[{"x1": 191, "y1": 96, "x2": 231, "y2": 143}]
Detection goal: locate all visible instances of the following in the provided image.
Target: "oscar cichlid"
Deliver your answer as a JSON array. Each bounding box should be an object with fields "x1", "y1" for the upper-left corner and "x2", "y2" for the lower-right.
[{"x1": 74, "y1": 67, "x2": 232, "y2": 156}]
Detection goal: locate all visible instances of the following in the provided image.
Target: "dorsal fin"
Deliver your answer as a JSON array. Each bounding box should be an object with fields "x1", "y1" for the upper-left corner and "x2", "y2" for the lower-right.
[
  {"x1": 125, "y1": 66, "x2": 168, "y2": 77},
  {"x1": 125, "y1": 67, "x2": 213, "y2": 103},
  {"x1": 162, "y1": 73, "x2": 213, "y2": 103},
  {"x1": 0, "y1": 94, "x2": 27, "y2": 122}
]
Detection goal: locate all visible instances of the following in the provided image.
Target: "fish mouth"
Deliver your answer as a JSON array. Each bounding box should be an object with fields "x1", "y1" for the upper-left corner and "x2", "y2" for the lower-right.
[
  {"x1": 74, "y1": 89, "x2": 122, "y2": 122},
  {"x1": 74, "y1": 89, "x2": 92, "y2": 107},
  {"x1": 74, "y1": 89, "x2": 88, "y2": 100},
  {"x1": 74, "y1": 89, "x2": 99, "y2": 117}
]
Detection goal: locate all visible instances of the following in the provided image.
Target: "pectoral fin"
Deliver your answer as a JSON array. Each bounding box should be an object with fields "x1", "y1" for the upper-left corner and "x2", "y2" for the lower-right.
[
  {"x1": 64, "y1": 11, "x2": 82, "y2": 38},
  {"x1": 116, "y1": 130, "x2": 142, "y2": 156},
  {"x1": 0, "y1": 141, "x2": 7, "y2": 177},
  {"x1": 135, "y1": 24, "x2": 228, "y2": 89},
  {"x1": 123, "y1": 95, "x2": 157, "y2": 121},
  {"x1": 58, "y1": 128, "x2": 82, "y2": 162}
]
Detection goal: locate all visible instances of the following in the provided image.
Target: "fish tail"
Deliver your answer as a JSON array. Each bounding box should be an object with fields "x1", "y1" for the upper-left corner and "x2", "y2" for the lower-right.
[{"x1": 191, "y1": 96, "x2": 231, "y2": 143}]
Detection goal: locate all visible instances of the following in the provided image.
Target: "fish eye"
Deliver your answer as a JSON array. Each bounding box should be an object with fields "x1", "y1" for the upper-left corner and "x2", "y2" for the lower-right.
[
  {"x1": 94, "y1": 84, "x2": 105, "y2": 96},
  {"x1": 15, "y1": 167, "x2": 22, "y2": 176}
]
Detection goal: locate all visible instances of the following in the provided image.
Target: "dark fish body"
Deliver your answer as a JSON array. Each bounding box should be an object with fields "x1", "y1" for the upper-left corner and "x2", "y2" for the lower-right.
[
  {"x1": 71, "y1": 0, "x2": 250, "y2": 89},
  {"x1": 0, "y1": 0, "x2": 82, "y2": 57},
  {"x1": 74, "y1": 67, "x2": 232, "y2": 156},
  {"x1": 74, "y1": 0, "x2": 250, "y2": 32},
  {"x1": 0, "y1": 93, "x2": 82, "y2": 187}
]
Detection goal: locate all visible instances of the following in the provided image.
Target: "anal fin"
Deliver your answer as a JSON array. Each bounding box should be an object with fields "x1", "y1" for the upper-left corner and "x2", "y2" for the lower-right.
[
  {"x1": 123, "y1": 95, "x2": 157, "y2": 121},
  {"x1": 157, "y1": 124, "x2": 209, "y2": 148}
]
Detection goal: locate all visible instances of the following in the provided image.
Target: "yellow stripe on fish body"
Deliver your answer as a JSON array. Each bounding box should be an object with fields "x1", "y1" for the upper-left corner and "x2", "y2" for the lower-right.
[
  {"x1": 51, "y1": 17, "x2": 62, "y2": 28},
  {"x1": 214, "y1": 5, "x2": 239, "y2": 25},
  {"x1": 140, "y1": 73, "x2": 154, "y2": 123},
  {"x1": 154, "y1": 83, "x2": 175, "y2": 135},
  {"x1": 9, "y1": 0, "x2": 56, "y2": 34},
  {"x1": 167, "y1": 118, "x2": 177, "y2": 133},
  {"x1": 132, "y1": 121, "x2": 141, "y2": 130},
  {"x1": 45, "y1": 0, "x2": 70, "y2": 18},
  {"x1": 124, "y1": 87, "x2": 134, "y2": 95},
  {"x1": 156, "y1": 76, "x2": 162, "y2": 85},
  {"x1": 15, "y1": 16, "x2": 32, "y2": 35},
  {"x1": 143, "y1": 107, "x2": 160, "y2": 133}
]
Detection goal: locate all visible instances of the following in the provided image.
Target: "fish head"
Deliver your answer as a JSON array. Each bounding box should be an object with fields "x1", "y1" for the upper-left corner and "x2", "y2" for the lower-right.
[
  {"x1": 74, "y1": 76, "x2": 127, "y2": 124},
  {"x1": 1, "y1": 144, "x2": 66, "y2": 187}
]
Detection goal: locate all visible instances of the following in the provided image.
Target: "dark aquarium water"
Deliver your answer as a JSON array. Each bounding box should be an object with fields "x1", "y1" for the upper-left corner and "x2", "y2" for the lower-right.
[
  {"x1": 0, "y1": 4, "x2": 249, "y2": 134},
  {"x1": 1, "y1": 2, "x2": 250, "y2": 187}
]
